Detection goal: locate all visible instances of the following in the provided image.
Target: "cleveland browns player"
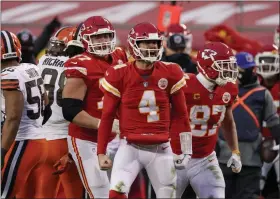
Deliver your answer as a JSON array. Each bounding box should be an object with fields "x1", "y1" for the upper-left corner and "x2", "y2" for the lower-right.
[
  {"x1": 62, "y1": 16, "x2": 127, "y2": 198},
  {"x1": 97, "y1": 22, "x2": 192, "y2": 199},
  {"x1": 37, "y1": 26, "x2": 85, "y2": 198},
  {"x1": 171, "y1": 42, "x2": 241, "y2": 198},
  {"x1": 1, "y1": 30, "x2": 50, "y2": 198}
]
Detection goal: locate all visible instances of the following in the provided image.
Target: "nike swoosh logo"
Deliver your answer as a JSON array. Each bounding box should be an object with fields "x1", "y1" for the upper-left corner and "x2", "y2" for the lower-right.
[
  {"x1": 71, "y1": 62, "x2": 77, "y2": 64},
  {"x1": 161, "y1": 146, "x2": 169, "y2": 150}
]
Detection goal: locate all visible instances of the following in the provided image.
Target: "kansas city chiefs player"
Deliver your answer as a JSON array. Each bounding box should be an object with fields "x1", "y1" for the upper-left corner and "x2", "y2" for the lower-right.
[
  {"x1": 255, "y1": 45, "x2": 280, "y2": 191},
  {"x1": 62, "y1": 16, "x2": 127, "y2": 198},
  {"x1": 97, "y1": 22, "x2": 192, "y2": 199},
  {"x1": 171, "y1": 42, "x2": 241, "y2": 198}
]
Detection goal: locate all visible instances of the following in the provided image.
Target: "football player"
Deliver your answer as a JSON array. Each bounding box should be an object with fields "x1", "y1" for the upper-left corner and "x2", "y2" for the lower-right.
[
  {"x1": 1, "y1": 30, "x2": 49, "y2": 198},
  {"x1": 37, "y1": 26, "x2": 85, "y2": 198},
  {"x1": 255, "y1": 46, "x2": 280, "y2": 192},
  {"x1": 97, "y1": 22, "x2": 192, "y2": 199},
  {"x1": 171, "y1": 42, "x2": 241, "y2": 198},
  {"x1": 62, "y1": 16, "x2": 127, "y2": 198}
]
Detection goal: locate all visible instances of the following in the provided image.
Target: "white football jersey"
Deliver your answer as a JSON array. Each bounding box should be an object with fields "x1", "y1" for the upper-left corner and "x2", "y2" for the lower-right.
[
  {"x1": 1, "y1": 63, "x2": 45, "y2": 140},
  {"x1": 37, "y1": 54, "x2": 69, "y2": 140}
]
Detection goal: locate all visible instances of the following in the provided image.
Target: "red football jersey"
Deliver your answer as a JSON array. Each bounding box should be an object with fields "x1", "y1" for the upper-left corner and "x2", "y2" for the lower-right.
[
  {"x1": 181, "y1": 73, "x2": 238, "y2": 158},
  {"x1": 100, "y1": 61, "x2": 187, "y2": 145},
  {"x1": 262, "y1": 81, "x2": 280, "y2": 137},
  {"x1": 64, "y1": 48, "x2": 127, "y2": 142}
]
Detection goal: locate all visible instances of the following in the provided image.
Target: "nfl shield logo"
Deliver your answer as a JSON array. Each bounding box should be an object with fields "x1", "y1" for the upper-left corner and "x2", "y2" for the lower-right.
[
  {"x1": 209, "y1": 93, "x2": 214, "y2": 100},
  {"x1": 143, "y1": 82, "x2": 148, "y2": 87}
]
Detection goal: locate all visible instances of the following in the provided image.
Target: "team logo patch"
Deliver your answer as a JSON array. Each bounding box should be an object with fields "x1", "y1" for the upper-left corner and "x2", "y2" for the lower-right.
[
  {"x1": 222, "y1": 92, "x2": 231, "y2": 103},
  {"x1": 158, "y1": 78, "x2": 168, "y2": 90}
]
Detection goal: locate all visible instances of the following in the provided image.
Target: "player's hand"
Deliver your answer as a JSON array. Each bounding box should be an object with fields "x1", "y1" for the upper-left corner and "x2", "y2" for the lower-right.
[
  {"x1": 98, "y1": 154, "x2": 112, "y2": 171},
  {"x1": 227, "y1": 152, "x2": 242, "y2": 173},
  {"x1": 53, "y1": 153, "x2": 73, "y2": 175},
  {"x1": 112, "y1": 119, "x2": 120, "y2": 134},
  {"x1": 173, "y1": 153, "x2": 191, "y2": 170}
]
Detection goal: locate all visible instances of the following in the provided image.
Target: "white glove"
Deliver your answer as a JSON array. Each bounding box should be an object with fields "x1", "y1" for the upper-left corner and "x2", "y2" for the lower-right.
[
  {"x1": 227, "y1": 152, "x2": 242, "y2": 173},
  {"x1": 272, "y1": 144, "x2": 279, "y2": 151},
  {"x1": 112, "y1": 119, "x2": 120, "y2": 134},
  {"x1": 173, "y1": 154, "x2": 191, "y2": 170}
]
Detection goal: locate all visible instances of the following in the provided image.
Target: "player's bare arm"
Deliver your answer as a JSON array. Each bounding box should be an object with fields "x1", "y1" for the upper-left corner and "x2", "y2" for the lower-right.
[
  {"x1": 220, "y1": 104, "x2": 242, "y2": 173},
  {"x1": 62, "y1": 77, "x2": 100, "y2": 129},
  {"x1": 1, "y1": 90, "x2": 24, "y2": 166},
  {"x1": 220, "y1": 105, "x2": 239, "y2": 152}
]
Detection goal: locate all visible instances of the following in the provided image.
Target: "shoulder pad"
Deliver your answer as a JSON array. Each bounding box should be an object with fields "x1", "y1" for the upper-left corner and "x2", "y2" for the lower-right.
[{"x1": 1, "y1": 67, "x2": 20, "y2": 90}]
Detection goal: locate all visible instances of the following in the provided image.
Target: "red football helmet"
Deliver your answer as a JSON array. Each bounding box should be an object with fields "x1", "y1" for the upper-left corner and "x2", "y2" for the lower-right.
[
  {"x1": 165, "y1": 23, "x2": 193, "y2": 53},
  {"x1": 1, "y1": 30, "x2": 22, "y2": 62},
  {"x1": 197, "y1": 42, "x2": 238, "y2": 86},
  {"x1": 128, "y1": 22, "x2": 164, "y2": 62},
  {"x1": 255, "y1": 45, "x2": 279, "y2": 79},
  {"x1": 273, "y1": 26, "x2": 279, "y2": 50},
  {"x1": 80, "y1": 16, "x2": 116, "y2": 56}
]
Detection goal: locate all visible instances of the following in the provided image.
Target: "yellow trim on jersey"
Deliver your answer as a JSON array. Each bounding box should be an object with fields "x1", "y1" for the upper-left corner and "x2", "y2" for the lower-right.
[
  {"x1": 184, "y1": 73, "x2": 190, "y2": 80},
  {"x1": 101, "y1": 78, "x2": 121, "y2": 98},
  {"x1": 170, "y1": 77, "x2": 186, "y2": 94},
  {"x1": 64, "y1": 67, "x2": 87, "y2": 76}
]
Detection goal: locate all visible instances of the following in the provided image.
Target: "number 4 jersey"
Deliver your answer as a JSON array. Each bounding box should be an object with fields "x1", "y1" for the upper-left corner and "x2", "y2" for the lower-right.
[
  {"x1": 100, "y1": 61, "x2": 187, "y2": 145},
  {"x1": 1, "y1": 63, "x2": 45, "y2": 140},
  {"x1": 37, "y1": 54, "x2": 69, "y2": 140}
]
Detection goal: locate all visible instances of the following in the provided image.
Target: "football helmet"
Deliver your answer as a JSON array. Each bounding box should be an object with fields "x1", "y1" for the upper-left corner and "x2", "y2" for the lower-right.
[
  {"x1": 80, "y1": 16, "x2": 116, "y2": 56},
  {"x1": 128, "y1": 22, "x2": 164, "y2": 62},
  {"x1": 47, "y1": 26, "x2": 78, "y2": 56},
  {"x1": 1, "y1": 30, "x2": 22, "y2": 62},
  {"x1": 165, "y1": 23, "x2": 193, "y2": 54},
  {"x1": 197, "y1": 42, "x2": 238, "y2": 86},
  {"x1": 273, "y1": 26, "x2": 279, "y2": 50},
  {"x1": 255, "y1": 46, "x2": 279, "y2": 79}
]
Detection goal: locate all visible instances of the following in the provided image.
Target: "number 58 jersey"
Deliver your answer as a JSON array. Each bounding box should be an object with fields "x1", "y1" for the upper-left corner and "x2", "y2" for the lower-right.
[
  {"x1": 37, "y1": 55, "x2": 69, "y2": 140},
  {"x1": 1, "y1": 63, "x2": 45, "y2": 140}
]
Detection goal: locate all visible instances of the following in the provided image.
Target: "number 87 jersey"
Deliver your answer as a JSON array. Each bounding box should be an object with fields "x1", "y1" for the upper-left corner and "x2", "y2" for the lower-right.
[
  {"x1": 100, "y1": 61, "x2": 186, "y2": 145},
  {"x1": 183, "y1": 73, "x2": 238, "y2": 158}
]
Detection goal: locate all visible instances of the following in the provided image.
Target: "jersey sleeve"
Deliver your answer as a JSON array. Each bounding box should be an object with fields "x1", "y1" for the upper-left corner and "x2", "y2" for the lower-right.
[
  {"x1": 1, "y1": 68, "x2": 21, "y2": 91},
  {"x1": 115, "y1": 47, "x2": 128, "y2": 63},
  {"x1": 169, "y1": 63, "x2": 186, "y2": 95},
  {"x1": 64, "y1": 55, "x2": 88, "y2": 80},
  {"x1": 100, "y1": 65, "x2": 124, "y2": 98}
]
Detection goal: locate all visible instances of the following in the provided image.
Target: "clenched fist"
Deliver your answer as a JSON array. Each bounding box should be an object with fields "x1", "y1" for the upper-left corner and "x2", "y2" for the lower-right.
[{"x1": 98, "y1": 154, "x2": 112, "y2": 171}]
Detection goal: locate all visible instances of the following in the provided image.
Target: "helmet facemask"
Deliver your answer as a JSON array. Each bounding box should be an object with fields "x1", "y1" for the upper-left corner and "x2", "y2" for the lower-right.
[
  {"x1": 256, "y1": 53, "x2": 279, "y2": 79},
  {"x1": 211, "y1": 56, "x2": 238, "y2": 86},
  {"x1": 47, "y1": 37, "x2": 66, "y2": 56},
  {"x1": 128, "y1": 34, "x2": 163, "y2": 62},
  {"x1": 83, "y1": 29, "x2": 116, "y2": 56}
]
